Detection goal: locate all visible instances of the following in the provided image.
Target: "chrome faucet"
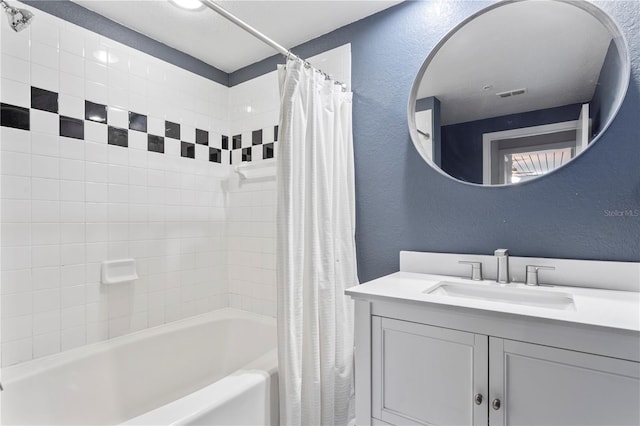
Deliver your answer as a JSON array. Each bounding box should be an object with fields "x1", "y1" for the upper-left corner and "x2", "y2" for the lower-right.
[{"x1": 495, "y1": 249, "x2": 509, "y2": 283}]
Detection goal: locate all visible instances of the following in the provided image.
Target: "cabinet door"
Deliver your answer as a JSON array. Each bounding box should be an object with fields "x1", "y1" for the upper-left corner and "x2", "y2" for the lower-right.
[
  {"x1": 489, "y1": 338, "x2": 640, "y2": 426},
  {"x1": 372, "y1": 317, "x2": 488, "y2": 426}
]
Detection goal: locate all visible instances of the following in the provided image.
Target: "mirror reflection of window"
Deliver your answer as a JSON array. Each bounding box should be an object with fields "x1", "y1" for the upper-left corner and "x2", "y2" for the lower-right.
[{"x1": 506, "y1": 148, "x2": 573, "y2": 184}]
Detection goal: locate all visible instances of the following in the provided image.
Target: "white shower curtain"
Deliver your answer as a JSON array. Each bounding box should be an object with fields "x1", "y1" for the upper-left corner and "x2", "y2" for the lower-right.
[{"x1": 276, "y1": 58, "x2": 357, "y2": 426}]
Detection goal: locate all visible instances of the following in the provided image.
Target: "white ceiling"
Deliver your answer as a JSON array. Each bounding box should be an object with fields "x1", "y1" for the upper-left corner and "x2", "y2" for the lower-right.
[
  {"x1": 71, "y1": 0, "x2": 402, "y2": 73},
  {"x1": 417, "y1": 0, "x2": 613, "y2": 125}
]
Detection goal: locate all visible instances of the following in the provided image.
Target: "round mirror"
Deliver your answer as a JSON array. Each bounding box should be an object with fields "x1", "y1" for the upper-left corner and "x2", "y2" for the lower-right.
[{"x1": 408, "y1": 0, "x2": 630, "y2": 186}]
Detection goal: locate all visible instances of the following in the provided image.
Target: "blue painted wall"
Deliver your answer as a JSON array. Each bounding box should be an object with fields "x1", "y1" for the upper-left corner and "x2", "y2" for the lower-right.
[
  {"x1": 440, "y1": 103, "x2": 583, "y2": 184},
  {"x1": 233, "y1": 0, "x2": 639, "y2": 282}
]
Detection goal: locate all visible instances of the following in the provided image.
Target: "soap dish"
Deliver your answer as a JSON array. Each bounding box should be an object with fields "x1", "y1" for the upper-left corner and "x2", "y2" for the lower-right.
[{"x1": 101, "y1": 259, "x2": 138, "y2": 284}]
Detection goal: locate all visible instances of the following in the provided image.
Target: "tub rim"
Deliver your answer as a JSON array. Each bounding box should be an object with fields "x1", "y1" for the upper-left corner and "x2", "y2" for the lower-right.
[{"x1": 1, "y1": 308, "x2": 275, "y2": 384}]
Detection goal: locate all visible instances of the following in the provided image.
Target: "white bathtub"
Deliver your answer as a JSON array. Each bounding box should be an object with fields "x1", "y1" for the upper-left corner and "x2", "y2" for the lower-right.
[{"x1": 1, "y1": 308, "x2": 278, "y2": 425}]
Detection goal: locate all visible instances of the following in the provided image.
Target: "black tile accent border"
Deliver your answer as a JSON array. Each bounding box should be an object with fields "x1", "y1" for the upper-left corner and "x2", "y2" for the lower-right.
[
  {"x1": 232, "y1": 134, "x2": 242, "y2": 150},
  {"x1": 60, "y1": 116, "x2": 84, "y2": 139},
  {"x1": 85, "y1": 101, "x2": 107, "y2": 123},
  {"x1": 165, "y1": 121, "x2": 180, "y2": 139},
  {"x1": 148, "y1": 134, "x2": 164, "y2": 153},
  {"x1": 196, "y1": 128, "x2": 208, "y2": 145},
  {"x1": 209, "y1": 147, "x2": 221, "y2": 163},
  {"x1": 181, "y1": 141, "x2": 195, "y2": 159},
  {"x1": 263, "y1": 143, "x2": 274, "y2": 159},
  {"x1": 108, "y1": 126, "x2": 128, "y2": 147},
  {"x1": 1, "y1": 86, "x2": 277, "y2": 163},
  {"x1": 129, "y1": 112, "x2": 147, "y2": 132},
  {"x1": 1, "y1": 103, "x2": 30, "y2": 130},
  {"x1": 31, "y1": 87, "x2": 58, "y2": 114},
  {"x1": 252, "y1": 129, "x2": 262, "y2": 146},
  {"x1": 242, "y1": 147, "x2": 252, "y2": 162}
]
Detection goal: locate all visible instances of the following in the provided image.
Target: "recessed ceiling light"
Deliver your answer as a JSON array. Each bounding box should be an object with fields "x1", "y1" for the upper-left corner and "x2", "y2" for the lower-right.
[{"x1": 169, "y1": 0, "x2": 204, "y2": 11}]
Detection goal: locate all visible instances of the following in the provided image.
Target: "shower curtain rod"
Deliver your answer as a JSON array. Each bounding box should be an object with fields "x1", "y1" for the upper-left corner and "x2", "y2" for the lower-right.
[{"x1": 201, "y1": 0, "x2": 347, "y2": 89}]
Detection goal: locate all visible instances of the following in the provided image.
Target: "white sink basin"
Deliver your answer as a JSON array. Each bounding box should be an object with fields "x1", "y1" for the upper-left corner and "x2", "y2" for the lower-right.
[{"x1": 425, "y1": 281, "x2": 576, "y2": 310}]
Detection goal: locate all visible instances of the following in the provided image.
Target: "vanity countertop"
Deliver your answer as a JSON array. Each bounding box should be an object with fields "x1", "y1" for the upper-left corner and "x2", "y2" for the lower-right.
[{"x1": 346, "y1": 272, "x2": 640, "y2": 333}]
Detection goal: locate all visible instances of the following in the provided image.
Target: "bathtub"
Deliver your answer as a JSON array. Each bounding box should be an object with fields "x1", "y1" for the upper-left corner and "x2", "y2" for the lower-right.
[{"x1": 1, "y1": 308, "x2": 278, "y2": 425}]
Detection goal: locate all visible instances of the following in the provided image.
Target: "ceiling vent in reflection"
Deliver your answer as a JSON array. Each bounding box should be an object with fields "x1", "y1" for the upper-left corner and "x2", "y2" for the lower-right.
[{"x1": 496, "y1": 88, "x2": 527, "y2": 98}]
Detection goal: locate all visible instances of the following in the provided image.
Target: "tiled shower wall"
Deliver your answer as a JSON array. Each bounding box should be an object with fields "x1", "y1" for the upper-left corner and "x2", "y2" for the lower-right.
[
  {"x1": 0, "y1": 6, "x2": 231, "y2": 366},
  {"x1": 0, "y1": 1, "x2": 352, "y2": 366},
  {"x1": 227, "y1": 71, "x2": 280, "y2": 316}
]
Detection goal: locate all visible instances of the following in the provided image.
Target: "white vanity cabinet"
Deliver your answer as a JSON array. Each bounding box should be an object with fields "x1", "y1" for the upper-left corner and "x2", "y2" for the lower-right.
[
  {"x1": 368, "y1": 314, "x2": 640, "y2": 426},
  {"x1": 490, "y1": 338, "x2": 640, "y2": 426},
  {"x1": 371, "y1": 317, "x2": 488, "y2": 426}
]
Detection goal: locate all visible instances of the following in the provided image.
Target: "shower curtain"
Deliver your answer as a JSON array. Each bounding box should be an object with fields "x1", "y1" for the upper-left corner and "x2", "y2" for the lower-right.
[{"x1": 276, "y1": 58, "x2": 357, "y2": 426}]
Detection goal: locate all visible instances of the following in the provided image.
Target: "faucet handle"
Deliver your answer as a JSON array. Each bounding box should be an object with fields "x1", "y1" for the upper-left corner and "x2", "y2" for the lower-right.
[
  {"x1": 525, "y1": 265, "x2": 555, "y2": 286},
  {"x1": 459, "y1": 261, "x2": 483, "y2": 281}
]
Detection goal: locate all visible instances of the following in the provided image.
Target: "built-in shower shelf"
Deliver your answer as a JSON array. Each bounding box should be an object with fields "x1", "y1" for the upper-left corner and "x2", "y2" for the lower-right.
[
  {"x1": 235, "y1": 159, "x2": 276, "y2": 180},
  {"x1": 101, "y1": 259, "x2": 139, "y2": 284}
]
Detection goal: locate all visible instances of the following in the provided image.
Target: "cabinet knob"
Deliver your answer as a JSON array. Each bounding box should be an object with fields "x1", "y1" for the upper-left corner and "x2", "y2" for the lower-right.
[
  {"x1": 492, "y1": 398, "x2": 501, "y2": 410},
  {"x1": 474, "y1": 393, "x2": 483, "y2": 405}
]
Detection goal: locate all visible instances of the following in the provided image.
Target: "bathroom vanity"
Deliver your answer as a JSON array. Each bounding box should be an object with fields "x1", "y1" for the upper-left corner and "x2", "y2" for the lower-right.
[{"x1": 346, "y1": 252, "x2": 640, "y2": 426}]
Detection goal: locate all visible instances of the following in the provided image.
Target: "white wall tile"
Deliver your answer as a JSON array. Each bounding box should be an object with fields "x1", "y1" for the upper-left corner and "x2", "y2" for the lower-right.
[
  {"x1": 25, "y1": 289, "x2": 52, "y2": 319},
  {"x1": 85, "y1": 141, "x2": 108, "y2": 163},
  {"x1": 31, "y1": 223, "x2": 60, "y2": 246},
  {"x1": 61, "y1": 180, "x2": 85, "y2": 201},
  {"x1": 59, "y1": 51, "x2": 84, "y2": 78},
  {"x1": 84, "y1": 121, "x2": 108, "y2": 144},
  {"x1": 60, "y1": 201, "x2": 85, "y2": 222},
  {"x1": 59, "y1": 137, "x2": 85, "y2": 160},
  {"x1": 1, "y1": 269, "x2": 32, "y2": 295},
  {"x1": 60, "y1": 325, "x2": 86, "y2": 350},
  {"x1": 31, "y1": 200, "x2": 60, "y2": 222},
  {"x1": 32, "y1": 267, "x2": 60, "y2": 291},
  {"x1": 31, "y1": 178, "x2": 59, "y2": 201},
  {"x1": 1, "y1": 54, "x2": 30, "y2": 84},
  {"x1": 59, "y1": 71, "x2": 84, "y2": 98},
  {"x1": 31, "y1": 64, "x2": 59, "y2": 92},
  {"x1": 2, "y1": 151, "x2": 31, "y2": 176},
  {"x1": 85, "y1": 60, "x2": 107, "y2": 85},
  {"x1": 59, "y1": 27, "x2": 84, "y2": 57},
  {"x1": 2, "y1": 338, "x2": 33, "y2": 366},
  {"x1": 32, "y1": 245, "x2": 60, "y2": 268},
  {"x1": 108, "y1": 165, "x2": 129, "y2": 185},
  {"x1": 33, "y1": 331, "x2": 61, "y2": 358},
  {"x1": 1, "y1": 127, "x2": 31, "y2": 154},
  {"x1": 30, "y1": 19, "x2": 59, "y2": 49},
  {"x1": 33, "y1": 310, "x2": 61, "y2": 339},
  {"x1": 60, "y1": 158, "x2": 85, "y2": 181},
  {"x1": 31, "y1": 132, "x2": 58, "y2": 157},
  {"x1": 61, "y1": 285, "x2": 85, "y2": 309},
  {"x1": 107, "y1": 106, "x2": 128, "y2": 128},
  {"x1": 85, "y1": 81, "x2": 107, "y2": 104},
  {"x1": 58, "y1": 93, "x2": 84, "y2": 119},
  {"x1": 32, "y1": 154, "x2": 59, "y2": 179},
  {"x1": 1, "y1": 31, "x2": 30, "y2": 61},
  {"x1": 61, "y1": 264, "x2": 85, "y2": 287},
  {"x1": 1, "y1": 315, "x2": 33, "y2": 342},
  {"x1": 60, "y1": 243, "x2": 85, "y2": 266}
]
